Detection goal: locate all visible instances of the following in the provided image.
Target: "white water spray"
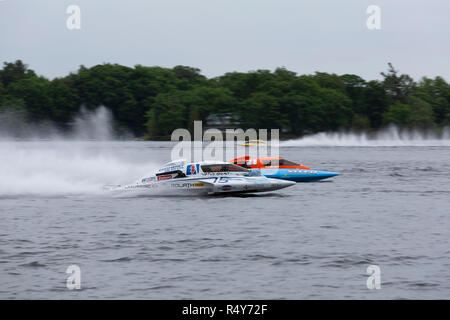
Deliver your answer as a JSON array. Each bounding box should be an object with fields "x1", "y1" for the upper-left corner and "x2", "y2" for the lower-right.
[
  {"x1": 0, "y1": 107, "x2": 157, "y2": 196},
  {"x1": 0, "y1": 142, "x2": 149, "y2": 196},
  {"x1": 0, "y1": 106, "x2": 121, "y2": 141},
  {"x1": 71, "y1": 106, "x2": 116, "y2": 140},
  {"x1": 281, "y1": 126, "x2": 450, "y2": 147}
]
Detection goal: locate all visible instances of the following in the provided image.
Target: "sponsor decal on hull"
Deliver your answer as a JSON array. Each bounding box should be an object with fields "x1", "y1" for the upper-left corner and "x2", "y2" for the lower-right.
[
  {"x1": 157, "y1": 175, "x2": 173, "y2": 181},
  {"x1": 221, "y1": 185, "x2": 233, "y2": 191},
  {"x1": 170, "y1": 182, "x2": 203, "y2": 189},
  {"x1": 158, "y1": 164, "x2": 184, "y2": 173},
  {"x1": 186, "y1": 164, "x2": 200, "y2": 175},
  {"x1": 141, "y1": 177, "x2": 156, "y2": 183},
  {"x1": 202, "y1": 172, "x2": 231, "y2": 176},
  {"x1": 193, "y1": 183, "x2": 205, "y2": 187}
]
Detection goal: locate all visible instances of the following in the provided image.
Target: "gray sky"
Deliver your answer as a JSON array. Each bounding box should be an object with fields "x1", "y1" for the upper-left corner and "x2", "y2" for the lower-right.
[{"x1": 1, "y1": 0, "x2": 449, "y2": 81}]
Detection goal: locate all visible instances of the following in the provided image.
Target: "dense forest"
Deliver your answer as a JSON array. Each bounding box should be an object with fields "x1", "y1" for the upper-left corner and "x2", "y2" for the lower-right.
[{"x1": 0, "y1": 60, "x2": 449, "y2": 139}]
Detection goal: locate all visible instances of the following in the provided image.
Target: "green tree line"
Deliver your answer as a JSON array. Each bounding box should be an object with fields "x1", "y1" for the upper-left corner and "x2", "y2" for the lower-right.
[{"x1": 1, "y1": 60, "x2": 449, "y2": 139}]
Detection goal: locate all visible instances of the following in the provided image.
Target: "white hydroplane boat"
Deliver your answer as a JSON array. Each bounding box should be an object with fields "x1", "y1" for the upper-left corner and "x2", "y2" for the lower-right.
[{"x1": 111, "y1": 160, "x2": 295, "y2": 195}]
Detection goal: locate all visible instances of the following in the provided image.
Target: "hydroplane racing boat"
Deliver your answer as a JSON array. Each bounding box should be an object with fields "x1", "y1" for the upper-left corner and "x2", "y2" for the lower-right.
[
  {"x1": 239, "y1": 139, "x2": 267, "y2": 147},
  {"x1": 230, "y1": 156, "x2": 339, "y2": 182},
  {"x1": 110, "y1": 159, "x2": 295, "y2": 195}
]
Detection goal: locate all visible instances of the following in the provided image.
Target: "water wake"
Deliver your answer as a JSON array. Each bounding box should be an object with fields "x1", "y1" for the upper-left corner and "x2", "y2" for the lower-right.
[
  {"x1": 0, "y1": 107, "x2": 155, "y2": 196},
  {"x1": 0, "y1": 106, "x2": 123, "y2": 141},
  {"x1": 0, "y1": 142, "x2": 158, "y2": 196},
  {"x1": 281, "y1": 126, "x2": 450, "y2": 147}
]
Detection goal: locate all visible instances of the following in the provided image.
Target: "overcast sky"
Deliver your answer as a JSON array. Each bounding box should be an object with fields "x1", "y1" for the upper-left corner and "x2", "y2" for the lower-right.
[{"x1": 1, "y1": 0, "x2": 449, "y2": 81}]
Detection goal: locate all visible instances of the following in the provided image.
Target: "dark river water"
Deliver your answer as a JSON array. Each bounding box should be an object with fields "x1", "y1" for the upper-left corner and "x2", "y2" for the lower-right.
[{"x1": 1, "y1": 140, "x2": 449, "y2": 299}]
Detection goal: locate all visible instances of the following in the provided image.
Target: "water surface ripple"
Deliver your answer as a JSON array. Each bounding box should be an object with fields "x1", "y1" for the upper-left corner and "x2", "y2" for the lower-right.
[{"x1": 1, "y1": 142, "x2": 449, "y2": 299}]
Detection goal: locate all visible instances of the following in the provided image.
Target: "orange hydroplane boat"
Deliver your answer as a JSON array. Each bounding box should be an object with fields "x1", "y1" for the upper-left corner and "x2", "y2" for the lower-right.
[{"x1": 229, "y1": 156, "x2": 339, "y2": 182}]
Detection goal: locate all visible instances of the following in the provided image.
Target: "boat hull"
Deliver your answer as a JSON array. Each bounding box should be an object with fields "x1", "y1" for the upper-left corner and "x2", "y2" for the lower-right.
[
  {"x1": 257, "y1": 169, "x2": 339, "y2": 182},
  {"x1": 114, "y1": 175, "x2": 295, "y2": 195}
]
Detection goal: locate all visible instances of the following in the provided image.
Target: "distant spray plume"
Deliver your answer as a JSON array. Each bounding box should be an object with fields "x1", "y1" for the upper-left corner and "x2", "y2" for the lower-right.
[
  {"x1": 71, "y1": 106, "x2": 116, "y2": 140},
  {"x1": 0, "y1": 107, "x2": 150, "y2": 196},
  {"x1": 0, "y1": 141, "x2": 157, "y2": 196},
  {"x1": 0, "y1": 106, "x2": 124, "y2": 141},
  {"x1": 281, "y1": 126, "x2": 450, "y2": 147}
]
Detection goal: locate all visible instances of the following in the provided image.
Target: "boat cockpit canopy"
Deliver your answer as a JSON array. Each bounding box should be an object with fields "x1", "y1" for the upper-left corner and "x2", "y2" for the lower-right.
[
  {"x1": 261, "y1": 158, "x2": 300, "y2": 166},
  {"x1": 201, "y1": 164, "x2": 250, "y2": 173}
]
